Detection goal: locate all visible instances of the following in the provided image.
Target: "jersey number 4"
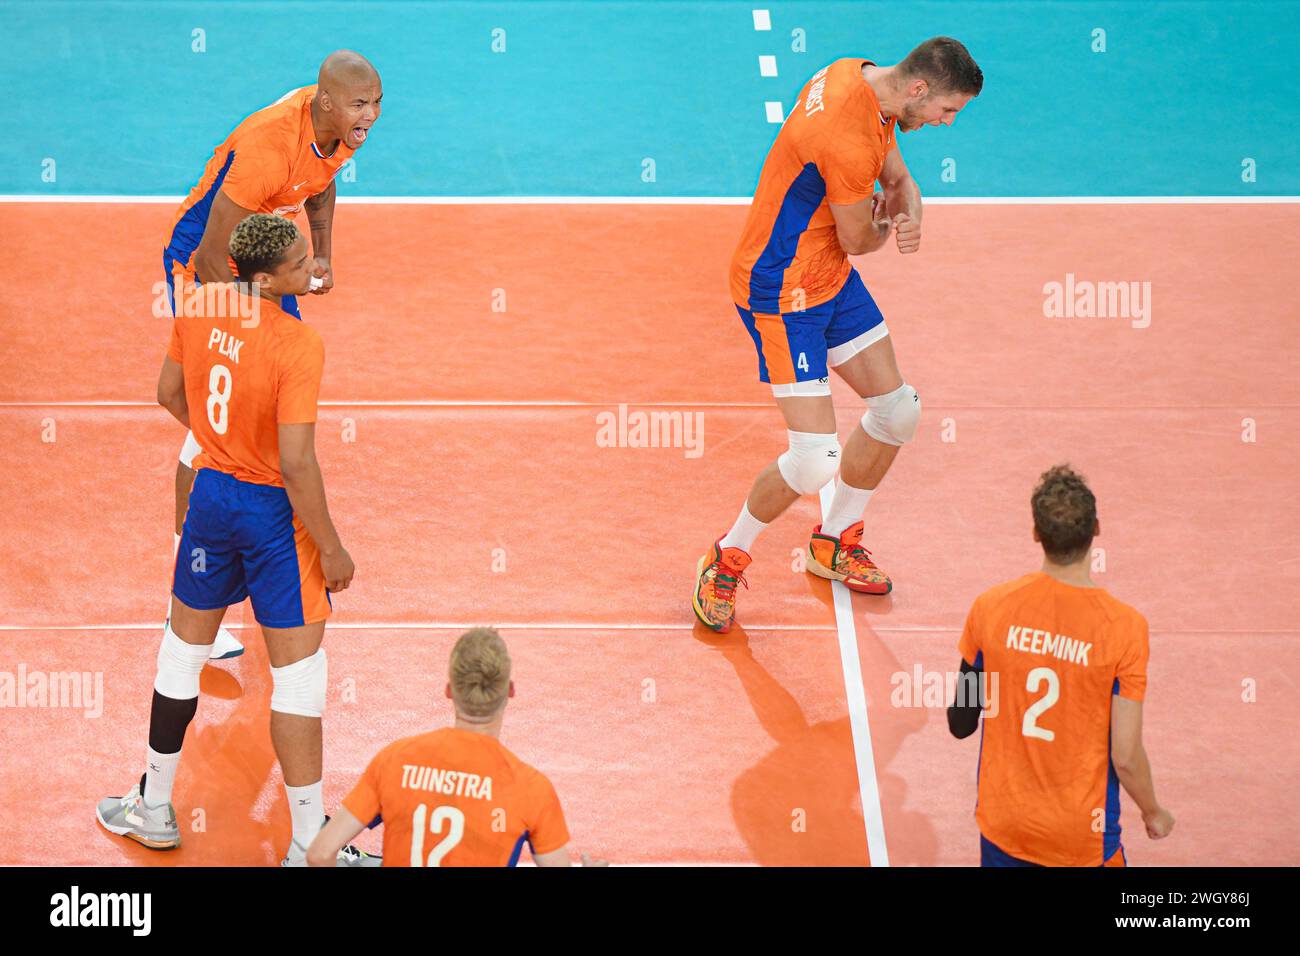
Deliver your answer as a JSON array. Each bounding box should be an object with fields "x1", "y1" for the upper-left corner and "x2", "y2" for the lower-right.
[
  {"x1": 1022, "y1": 666, "x2": 1060, "y2": 741},
  {"x1": 410, "y1": 804, "x2": 466, "y2": 867},
  {"x1": 206, "y1": 364, "x2": 233, "y2": 435}
]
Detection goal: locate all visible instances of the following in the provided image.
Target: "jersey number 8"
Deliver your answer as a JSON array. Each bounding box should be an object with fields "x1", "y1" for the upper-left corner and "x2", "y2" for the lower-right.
[{"x1": 206, "y1": 364, "x2": 233, "y2": 435}]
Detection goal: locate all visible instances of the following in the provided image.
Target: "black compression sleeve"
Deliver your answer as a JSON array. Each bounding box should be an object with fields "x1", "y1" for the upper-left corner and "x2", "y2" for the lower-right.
[{"x1": 947, "y1": 657, "x2": 984, "y2": 739}]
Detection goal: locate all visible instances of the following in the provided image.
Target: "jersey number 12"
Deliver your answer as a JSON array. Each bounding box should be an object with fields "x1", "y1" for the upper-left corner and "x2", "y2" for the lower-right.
[{"x1": 410, "y1": 804, "x2": 466, "y2": 867}]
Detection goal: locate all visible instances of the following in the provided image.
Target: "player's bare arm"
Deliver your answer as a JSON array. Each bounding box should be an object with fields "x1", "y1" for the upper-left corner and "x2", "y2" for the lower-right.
[
  {"x1": 533, "y1": 846, "x2": 609, "y2": 867},
  {"x1": 279, "y1": 421, "x2": 354, "y2": 592},
  {"x1": 1111, "y1": 695, "x2": 1175, "y2": 839},
  {"x1": 307, "y1": 807, "x2": 366, "y2": 866},
  {"x1": 156, "y1": 356, "x2": 190, "y2": 429},
  {"x1": 829, "y1": 191, "x2": 893, "y2": 256},
  {"x1": 305, "y1": 180, "x2": 336, "y2": 294},
  {"x1": 879, "y1": 147, "x2": 922, "y2": 254},
  {"x1": 192, "y1": 191, "x2": 257, "y2": 284}
]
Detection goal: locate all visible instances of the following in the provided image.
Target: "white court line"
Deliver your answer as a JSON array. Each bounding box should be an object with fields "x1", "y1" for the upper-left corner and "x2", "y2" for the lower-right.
[
  {"x1": 0, "y1": 195, "x2": 1296, "y2": 205},
  {"x1": 4, "y1": 622, "x2": 1285, "y2": 635},
  {"x1": 817, "y1": 482, "x2": 890, "y2": 866},
  {"x1": 0, "y1": 621, "x2": 842, "y2": 632},
  {"x1": 5, "y1": 401, "x2": 1297, "y2": 410},
  {"x1": 0, "y1": 400, "x2": 775, "y2": 409}
]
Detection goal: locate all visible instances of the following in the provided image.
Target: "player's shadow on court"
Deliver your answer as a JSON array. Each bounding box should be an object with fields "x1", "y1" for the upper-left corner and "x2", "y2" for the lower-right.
[
  {"x1": 95, "y1": 624, "x2": 286, "y2": 866},
  {"x1": 694, "y1": 615, "x2": 937, "y2": 866},
  {"x1": 112, "y1": 625, "x2": 287, "y2": 865}
]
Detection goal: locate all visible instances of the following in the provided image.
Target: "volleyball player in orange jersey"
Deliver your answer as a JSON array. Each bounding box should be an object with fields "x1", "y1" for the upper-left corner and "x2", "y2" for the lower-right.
[
  {"x1": 309, "y1": 628, "x2": 606, "y2": 867},
  {"x1": 98, "y1": 215, "x2": 374, "y2": 865},
  {"x1": 163, "y1": 50, "x2": 381, "y2": 660},
  {"x1": 949, "y1": 465, "x2": 1175, "y2": 866},
  {"x1": 693, "y1": 39, "x2": 982, "y2": 633}
]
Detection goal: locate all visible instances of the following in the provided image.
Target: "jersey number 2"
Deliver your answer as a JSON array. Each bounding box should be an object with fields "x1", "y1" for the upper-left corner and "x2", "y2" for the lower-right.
[
  {"x1": 410, "y1": 804, "x2": 466, "y2": 867},
  {"x1": 206, "y1": 364, "x2": 232, "y2": 435},
  {"x1": 1022, "y1": 667, "x2": 1060, "y2": 742}
]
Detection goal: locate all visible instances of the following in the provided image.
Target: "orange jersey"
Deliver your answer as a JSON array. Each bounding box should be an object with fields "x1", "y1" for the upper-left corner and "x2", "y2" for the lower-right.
[
  {"x1": 730, "y1": 58, "x2": 897, "y2": 313},
  {"x1": 342, "y1": 728, "x2": 570, "y2": 867},
  {"x1": 959, "y1": 573, "x2": 1150, "y2": 866},
  {"x1": 165, "y1": 85, "x2": 353, "y2": 282},
  {"x1": 166, "y1": 288, "x2": 324, "y2": 486}
]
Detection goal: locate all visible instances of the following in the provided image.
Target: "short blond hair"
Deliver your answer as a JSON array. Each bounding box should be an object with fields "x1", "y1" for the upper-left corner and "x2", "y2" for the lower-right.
[{"x1": 449, "y1": 627, "x2": 511, "y2": 719}]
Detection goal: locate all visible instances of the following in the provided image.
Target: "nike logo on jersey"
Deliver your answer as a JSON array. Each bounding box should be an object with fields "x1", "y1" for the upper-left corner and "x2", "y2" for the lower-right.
[{"x1": 293, "y1": 180, "x2": 309, "y2": 191}]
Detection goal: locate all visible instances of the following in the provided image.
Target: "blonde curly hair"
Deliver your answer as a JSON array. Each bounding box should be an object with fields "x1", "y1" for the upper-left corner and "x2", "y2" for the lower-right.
[{"x1": 229, "y1": 214, "x2": 300, "y2": 280}]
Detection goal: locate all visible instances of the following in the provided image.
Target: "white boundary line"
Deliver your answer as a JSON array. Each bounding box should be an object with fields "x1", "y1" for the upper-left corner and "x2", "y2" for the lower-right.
[
  {"x1": 0, "y1": 195, "x2": 1296, "y2": 205},
  {"x1": 0, "y1": 621, "x2": 846, "y2": 632},
  {"x1": 3, "y1": 622, "x2": 1285, "y2": 635},
  {"x1": 817, "y1": 481, "x2": 890, "y2": 866},
  {"x1": 4, "y1": 401, "x2": 1297, "y2": 411}
]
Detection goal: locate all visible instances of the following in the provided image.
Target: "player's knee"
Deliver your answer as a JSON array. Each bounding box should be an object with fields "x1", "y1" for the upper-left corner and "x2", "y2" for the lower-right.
[
  {"x1": 862, "y1": 383, "x2": 921, "y2": 446},
  {"x1": 270, "y1": 648, "x2": 328, "y2": 718},
  {"x1": 179, "y1": 430, "x2": 202, "y2": 469},
  {"x1": 776, "y1": 430, "x2": 842, "y2": 495},
  {"x1": 154, "y1": 622, "x2": 211, "y2": 700}
]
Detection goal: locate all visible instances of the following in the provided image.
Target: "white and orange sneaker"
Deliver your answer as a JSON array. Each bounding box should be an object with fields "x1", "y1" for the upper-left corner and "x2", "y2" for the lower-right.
[
  {"x1": 806, "y1": 521, "x2": 892, "y2": 594},
  {"x1": 691, "y1": 539, "x2": 752, "y2": 633}
]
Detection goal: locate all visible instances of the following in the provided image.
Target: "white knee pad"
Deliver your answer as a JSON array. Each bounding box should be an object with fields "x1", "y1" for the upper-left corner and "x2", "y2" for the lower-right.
[
  {"x1": 776, "y1": 430, "x2": 842, "y2": 495},
  {"x1": 862, "y1": 383, "x2": 921, "y2": 446},
  {"x1": 154, "y1": 623, "x2": 212, "y2": 700},
  {"x1": 270, "y1": 649, "x2": 328, "y2": 718},
  {"x1": 179, "y1": 430, "x2": 203, "y2": 469}
]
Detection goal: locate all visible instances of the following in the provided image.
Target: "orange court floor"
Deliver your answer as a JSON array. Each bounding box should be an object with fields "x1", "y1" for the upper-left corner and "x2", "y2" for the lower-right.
[{"x1": 0, "y1": 201, "x2": 1296, "y2": 865}]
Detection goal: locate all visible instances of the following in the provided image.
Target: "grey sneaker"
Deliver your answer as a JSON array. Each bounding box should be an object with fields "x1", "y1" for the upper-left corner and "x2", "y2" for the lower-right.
[
  {"x1": 96, "y1": 783, "x2": 180, "y2": 849},
  {"x1": 281, "y1": 817, "x2": 382, "y2": 867}
]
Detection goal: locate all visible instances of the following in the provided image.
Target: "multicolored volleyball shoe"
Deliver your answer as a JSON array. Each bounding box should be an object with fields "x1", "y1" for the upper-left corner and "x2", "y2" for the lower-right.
[
  {"x1": 806, "y1": 521, "x2": 892, "y2": 595},
  {"x1": 95, "y1": 782, "x2": 181, "y2": 850},
  {"x1": 692, "y1": 539, "x2": 752, "y2": 633}
]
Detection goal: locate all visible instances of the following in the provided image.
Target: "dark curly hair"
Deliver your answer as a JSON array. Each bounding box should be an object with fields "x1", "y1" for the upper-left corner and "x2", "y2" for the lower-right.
[{"x1": 1032, "y1": 464, "x2": 1097, "y2": 563}]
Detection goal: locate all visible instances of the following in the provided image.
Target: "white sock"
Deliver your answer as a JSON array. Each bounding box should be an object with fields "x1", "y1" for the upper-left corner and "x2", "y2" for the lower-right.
[
  {"x1": 144, "y1": 745, "x2": 181, "y2": 809},
  {"x1": 719, "y1": 502, "x2": 768, "y2": 553},
  {"x1": 285, "y1": 781, "x2": 324, "y2": 852},
  {"x1": 821, "y1": 481, "x2": 875, "y2": 538}
]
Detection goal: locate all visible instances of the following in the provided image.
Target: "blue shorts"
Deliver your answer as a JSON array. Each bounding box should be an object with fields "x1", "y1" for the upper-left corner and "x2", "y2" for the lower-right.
[
  {"x1": 980, "y1": 835, "x2": 1127, "y2": 868},
  {"x1": 173, "y1": 469, "x2": 331, "y2": 628},
  {"x1": 163, "y1": 250, "x2": 300, "y2": 319},
  {"x1": 735, "y1": 269, "x2": 888, "y2": 396}
]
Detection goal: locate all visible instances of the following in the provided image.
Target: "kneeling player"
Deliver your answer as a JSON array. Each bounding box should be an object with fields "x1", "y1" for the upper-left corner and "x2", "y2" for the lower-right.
[
  {"x1": 308, "y1": 628, "x2": 605, "y2": 867},
  {"x1": 96, "y1": 215, "x2": 373, "y2": 865}
]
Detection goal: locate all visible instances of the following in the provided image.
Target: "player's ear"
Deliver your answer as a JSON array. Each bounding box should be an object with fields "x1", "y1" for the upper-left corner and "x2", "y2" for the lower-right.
[
  {"x1": 507, "y1": 681, "x2": 516, "y2": 699},
  {"x1": 1031, "y1": 526, "x2": 1040, "y2": 543},
  {"x1": 1093, "y1": 519, "x2": 1100, "y2": 537},
  {"x1": 444, "y1": 682, "x2": 453, "y2": 700}
]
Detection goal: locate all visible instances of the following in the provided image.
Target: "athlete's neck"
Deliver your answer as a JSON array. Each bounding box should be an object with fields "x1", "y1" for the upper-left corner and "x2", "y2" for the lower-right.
[
  {"x1": 309, "y1": 95, "x2": 342, "y2": 157},
  {"x1": 862, "y1": 62, "x2": 903, "y2": 119},
  {"x1": 453, "y1": 715, "x2": 503, "y2": 738},
  {"x1": 1039, "y1": 557, "x2": 1098, "y2": 589}
]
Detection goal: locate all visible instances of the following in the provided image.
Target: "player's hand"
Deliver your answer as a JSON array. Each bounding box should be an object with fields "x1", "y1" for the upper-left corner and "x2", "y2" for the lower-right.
[
  {"x1": 1143, "y1": 807, "x2": 1174, "y2": 839},
  {"x1": 322, "y1": 546, "x2": 355, "y2": 592},
  {"x1": 580, "y1": 852, "x2": 609, "y2": 867},
  {"x1": 870, "y1": 190, "x2": 891, "y2": 233},
  {"x1": 894, "y1": 212, "x2": 921, "y2": 254},
  {"x1": 310, "y1": 257, "x2": 334, "y2": 295}
]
